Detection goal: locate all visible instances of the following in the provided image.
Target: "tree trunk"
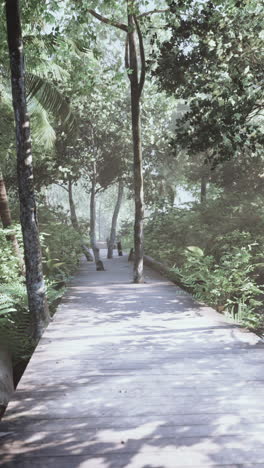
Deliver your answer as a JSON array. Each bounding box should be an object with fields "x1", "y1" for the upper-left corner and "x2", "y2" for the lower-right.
[
  {"x1": 68, "y1": 178, "x2": 79, "y2": 231},
  {"x1": 0, "y1": 172, "x2": 13, "y2": 229},
  {"x1": 0, "y1": 170, "x2": 24, "y2": 270},
  {"x1": 6, "y1": 0, "x2": 50, "y2": 340},
  {"x1": 131, "y1": 89, "x2": 144, "y2": 283},
  {"x1": 107, "y1": 180, "x2": 124, "y2": 259},
  {"x1": 89, "y1": 172, "x2": 104, "y2": 269},
  {"x1": 117, "y1": 241, "x2": 123, "y2": 256},
  {"x1": 68, "y1": 178, "x2": 94, "y2": 261},
  {"x1": 90, "y1": 176, "x2": 97, "y2": 257},
  {"x1": 201, "y1": 174, "x2": 207, "y2": 204},
  {"x1": 127, "y1": 6, "x2": 145, "y2": 283},
  {"x1": 0, "y1": 349, "x2": 14, "y2": 419}
]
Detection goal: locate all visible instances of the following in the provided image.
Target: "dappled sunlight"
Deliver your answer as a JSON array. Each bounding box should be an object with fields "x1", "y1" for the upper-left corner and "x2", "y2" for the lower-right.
[{"x1": 1, "y1": 256, "x2": 264, "y2": 467}]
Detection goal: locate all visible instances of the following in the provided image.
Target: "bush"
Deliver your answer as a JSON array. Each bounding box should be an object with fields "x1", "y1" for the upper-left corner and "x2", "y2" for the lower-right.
[
  {"x1": 39, "y1": 204, "x2": 84, "y2": 282},
  {"x1": 172, "y1": 243, "x2": 264, "y2": 328},
  {"x1": 0, "y1": 205, "x2": 84, "y2": 363},
  {"x1": 145, "y1": 198, "x2": 264, "y2": 332},
  {"x1": 0, "y1": 227, "x2": 22, "y2": 284}
]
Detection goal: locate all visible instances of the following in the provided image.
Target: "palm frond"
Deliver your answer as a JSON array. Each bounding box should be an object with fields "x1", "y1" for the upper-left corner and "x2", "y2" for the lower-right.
[
  {"x1": 0, "y1": 78, "x2": 56, "y2": 149},
  {"x1": 28, "y1": 100, "x2": 56, "y2": 149},
  {"x1": 33, "y1": 60, "x2": 70, "y2": 82},
  {"x1": 26, "y1": 73, "x2": 78, "y2": 138},
  {"x1": 23, "y1": 32, "x2": 59, "y2": 48}
]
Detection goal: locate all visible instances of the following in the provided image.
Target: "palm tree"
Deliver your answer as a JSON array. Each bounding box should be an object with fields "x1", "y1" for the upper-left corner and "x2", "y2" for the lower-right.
[{"x1": 5, "y1": 0, "x2": 78, "y2": 340}]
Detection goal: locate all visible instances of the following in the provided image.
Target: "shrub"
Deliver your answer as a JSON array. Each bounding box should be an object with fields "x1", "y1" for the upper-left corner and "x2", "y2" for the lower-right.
[
  {"x1": 173, "y1": 243, "x2": 264, "y2": 325},
  {"x1": 0, "y1": 206, "x2": 84, "y2": 363},
  {"x1": 145, "y1": 199, "x2": 264, "y2": 332}
]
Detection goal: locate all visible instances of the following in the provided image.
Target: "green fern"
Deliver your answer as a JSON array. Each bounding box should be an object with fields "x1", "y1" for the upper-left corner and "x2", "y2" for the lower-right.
[{"x1": 0, "y1": 285, "x2": 33, "y2": 362}]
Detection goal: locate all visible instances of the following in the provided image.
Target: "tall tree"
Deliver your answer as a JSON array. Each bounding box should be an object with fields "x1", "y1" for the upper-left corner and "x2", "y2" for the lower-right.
[
  {"x1": 126, "y1": 1, "x2": 145, "y2": 282},
  {"x1": 87, "y1": 1, "x2": 148, "y2": 282},
  {"x1": 5, "y1": 0, "x2": 50, "y2": 340},
  {"x1": 86, "y1": 0, "x2": 169, "y2": 280}
]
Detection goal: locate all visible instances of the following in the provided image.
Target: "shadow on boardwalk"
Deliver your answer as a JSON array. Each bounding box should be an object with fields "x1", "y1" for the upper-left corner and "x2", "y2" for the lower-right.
[{"x1": 1, "y1": 255, "x2": 264, "y2": 467}]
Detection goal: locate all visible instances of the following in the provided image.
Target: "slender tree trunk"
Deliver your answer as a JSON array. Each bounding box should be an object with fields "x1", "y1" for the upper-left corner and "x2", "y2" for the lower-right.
[
  {"x1": 127, "y1": 5, "x2": 145, "y2": 283},
  {"x1": 0, "y1": 170, "x2": 24, "y2": 270},
  {"x1": 0, "y1": 349, "x2": 14, "y2": 418},
  {"x1": 90, "y1": 177, "x2": 97, "y2": 258},
  {"x1": 68, "y1": 179, "x2": 93, "y2": 261},
  {"x1": 131, "y1": 92, "x2": 144, "y2": 283},
  {"x1": 68, "y1": 178, "x2": 79, "y2": 231},
  {"x1": 89, "y1": 171, "x2": 104, "y2": 268},
  {"x1": 0, "y1": 172, "x2": 13, "y2": 229},
  {"x1": 98, "y1": 200, "x2": 101, "y2": 241},
  {"x1": 107, "y1": 180, "x2": 124, "y2": 259},
  {"x1": 200, "y1": 175, "x2": 207, "y2": 204},
  {"x1": 5, "y1": 0, "x2": 50, "y2": 340}
]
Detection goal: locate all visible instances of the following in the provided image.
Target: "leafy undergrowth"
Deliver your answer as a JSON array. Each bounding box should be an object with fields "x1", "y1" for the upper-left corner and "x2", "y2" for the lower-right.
[
  {"x1": 0, "y1": 205, "x2": 85, "y2": 384},
  {"x1": 145, "y1": 200, "x2": 264, "y2": 335}
]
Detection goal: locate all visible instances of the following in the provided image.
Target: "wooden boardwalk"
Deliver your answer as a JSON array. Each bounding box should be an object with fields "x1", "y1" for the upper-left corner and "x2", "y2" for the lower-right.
[{"x1": 1, "y1": 254, "x2": 264, "y2": 467}]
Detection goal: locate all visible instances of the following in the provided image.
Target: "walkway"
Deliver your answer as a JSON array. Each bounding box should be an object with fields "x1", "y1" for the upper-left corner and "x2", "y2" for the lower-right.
[{"x1": 1, "y1": 254, "x2": 264, "y2": 467}]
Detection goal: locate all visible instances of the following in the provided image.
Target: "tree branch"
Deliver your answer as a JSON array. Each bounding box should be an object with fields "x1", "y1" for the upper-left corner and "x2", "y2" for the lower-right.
[
  {"x1": 55, "y1": 183, "x2": 69, "y2": 192},
  {"x1": 87, "y1": 9, "x2": 128, "y2": 32},
  {"x1": 137, "y1": 8, "x2": 170, "y2": 18},
  {"x1": 125, "y1": 34, "x2": 132, "y2": 83},
  {"x1": 134, "y1": 15, "x2": 145, "y2": 97}
]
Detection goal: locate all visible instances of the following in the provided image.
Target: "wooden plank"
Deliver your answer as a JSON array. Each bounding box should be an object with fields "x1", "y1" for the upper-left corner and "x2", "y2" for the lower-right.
[
  {"x1": 1, "y1": 456, "x2": 264, "y2": 468},
  {"x1": 3, "y1": 420, "x2": 264, "y2": 437},
  {"x1": 3, "y1": 412, "x2": 264, "y2": 434},
  {"x1": 2, "y1": 432, "x2": 264, "y2": 459}
]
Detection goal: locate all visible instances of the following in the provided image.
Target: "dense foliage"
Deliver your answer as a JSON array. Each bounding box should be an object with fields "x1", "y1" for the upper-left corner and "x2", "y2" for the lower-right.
[
  {"x1": 145, "y1": 195, "x2": 264, "y2": 331},
  {"x1": 0, "y1": 206, "x2": 83, "y2": 364},
  {"x1": 137, "y1": 0, "x2": 264, "y2": 330}
]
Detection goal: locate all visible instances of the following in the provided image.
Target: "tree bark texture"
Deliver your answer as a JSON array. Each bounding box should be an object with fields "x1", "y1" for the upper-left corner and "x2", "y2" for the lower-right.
[
  {"x1": 107, "y1": 180, "x2": 124, "y2": 259},
  {"x1": 127, "y1": 5, "x2": 145, "y2": 283},
  {"x1": 0, "y1": 173, "x2": 13, "y2": 230},
  {"x1": 6, "y1": 0, "x2": 50, "y2": 340}
]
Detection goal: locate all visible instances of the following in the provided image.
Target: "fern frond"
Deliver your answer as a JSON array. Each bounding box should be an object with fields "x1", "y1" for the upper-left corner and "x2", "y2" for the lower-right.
[{"x1": 0, "y1": 285, "x2": 33, "y2": 361}]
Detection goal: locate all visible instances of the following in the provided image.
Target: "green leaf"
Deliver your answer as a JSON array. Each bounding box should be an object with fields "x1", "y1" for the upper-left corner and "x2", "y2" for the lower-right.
[{"x1": 186, "y1": 246, "x2": 204, "y2": 257}]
